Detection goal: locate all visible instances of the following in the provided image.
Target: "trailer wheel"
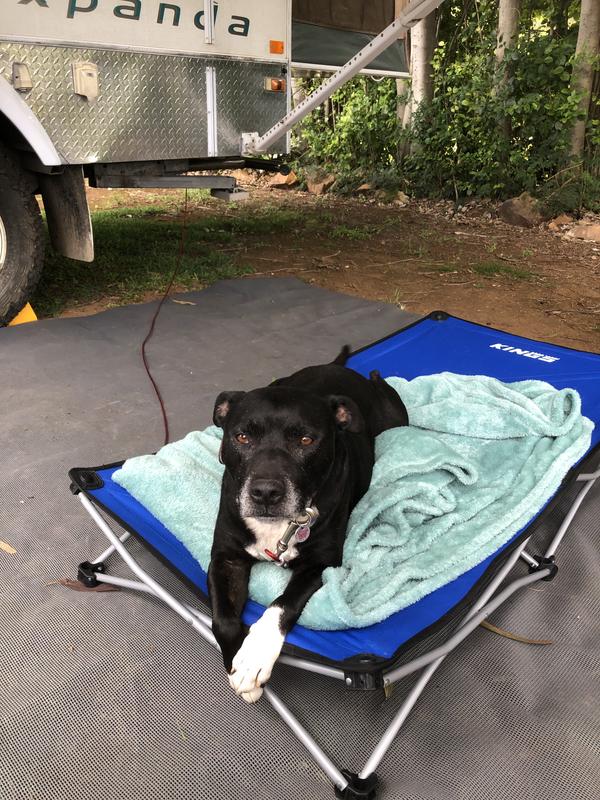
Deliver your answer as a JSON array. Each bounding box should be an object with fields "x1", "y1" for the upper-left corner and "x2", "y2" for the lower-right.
[{"x1": 0, "y1": 143, "x2": 44, "y2": 326}]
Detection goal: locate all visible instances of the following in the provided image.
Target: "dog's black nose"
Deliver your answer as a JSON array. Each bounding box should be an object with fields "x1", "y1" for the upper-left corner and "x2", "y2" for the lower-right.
[{"x1": 249, "y1": 479, "x2": 285, "y2": 507}]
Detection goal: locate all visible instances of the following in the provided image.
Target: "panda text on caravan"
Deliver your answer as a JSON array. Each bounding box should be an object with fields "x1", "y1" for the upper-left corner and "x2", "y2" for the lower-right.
[{"x1": 60, "y1": 1, "x2": 251, "y2": 37}]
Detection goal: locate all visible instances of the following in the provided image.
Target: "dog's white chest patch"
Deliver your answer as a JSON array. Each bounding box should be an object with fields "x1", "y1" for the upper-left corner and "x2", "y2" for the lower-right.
[{"x1": 243, "y1": 517, "x2": 299, "y2": 563}]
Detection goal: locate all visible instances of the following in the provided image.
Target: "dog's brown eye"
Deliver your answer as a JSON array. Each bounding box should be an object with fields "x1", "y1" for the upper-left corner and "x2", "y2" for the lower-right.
[
  {"x1": 300, "y1": 436, "x2": 314, "y2": 446},
  {"x1": 236, "y1": 433, "x2": 250, "y2": 445}
]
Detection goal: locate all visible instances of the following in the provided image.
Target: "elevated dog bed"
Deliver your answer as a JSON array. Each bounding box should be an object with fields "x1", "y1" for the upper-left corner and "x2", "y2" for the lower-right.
[{"x1": 69, "y1": 312, "x2": 600, "y2": 800}]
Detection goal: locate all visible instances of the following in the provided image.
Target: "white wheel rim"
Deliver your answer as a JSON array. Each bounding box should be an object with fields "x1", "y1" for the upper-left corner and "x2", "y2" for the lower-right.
[{"x1": 0, "y1": 216, "x2": 6, "y2": 270}]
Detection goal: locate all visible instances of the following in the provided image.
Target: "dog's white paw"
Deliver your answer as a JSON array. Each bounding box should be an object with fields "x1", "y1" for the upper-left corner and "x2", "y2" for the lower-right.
[
  {"x1": 228, "y1": 607, "x2": 284, "y2": 699},
  {"x1": 239, "y1": 687, "x2": 264, "y2": 704}
]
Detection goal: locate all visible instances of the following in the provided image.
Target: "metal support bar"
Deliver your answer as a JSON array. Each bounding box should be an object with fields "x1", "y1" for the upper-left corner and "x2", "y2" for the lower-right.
[
  {"x1": 264, "y1": 687, "x2": 348, "y2": 790},
  {"x1": 386, "y1": 570, "x2": 549, "y2": 682},
  {"x1": 76, "y1": 457, "x2": 593, "y2": 794},
  {"x1": 242, "y1": 0, "x2": 446, "y2": 154},
  {"x1": 80, "y1": 494, "x2": 218, "y2": 644},
  {"x1": 94, "y1": 175, "x2": 233, "y2": 190},
  {"x1": 361, "y1": 537, "x2": 532, "y2": 778},
  {"x1": 204, "y1": 0, "x2": 215, "y2": 44},
  {"x1": 361, "y1": 658, "x2": 440, "y2": 780},
  {"x1": 92, "y1": 531, "x2": 131, "y2": 565},
  {"x1": 519, "y1": 550, "x2": 539, "y2": 569},
  {"x1": 93, "y1": 572, "x2": 345, "y2": 681},
  {"x1": 576, "y1": 466, "x2": 600, "y2": 481},
  {"x1": 79, "y1": 494, "x2": 348, "y2": 791},
  {"x1": 383, "y1": 557, "x2": 547, "y2": 685},
  {"x1": 206, "y1": 65, "x2": 218, "y2": 158},
  {"x1": 545, "y1": 473, "x2": 598, "y2": 557},
  {"x1": 291, "y1": 62, "x2": 410, "y2": 80}
]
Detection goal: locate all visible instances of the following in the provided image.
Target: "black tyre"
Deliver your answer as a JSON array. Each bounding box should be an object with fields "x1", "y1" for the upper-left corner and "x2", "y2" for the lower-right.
[{"x1": 0, "y1": 142, "x2": 44, "y2": 325}]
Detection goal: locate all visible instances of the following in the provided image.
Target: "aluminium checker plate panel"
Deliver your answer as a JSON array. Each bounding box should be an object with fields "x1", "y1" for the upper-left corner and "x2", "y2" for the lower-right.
[{"x1": 0, "y1": 42, "x2": 288, "y2": 164}]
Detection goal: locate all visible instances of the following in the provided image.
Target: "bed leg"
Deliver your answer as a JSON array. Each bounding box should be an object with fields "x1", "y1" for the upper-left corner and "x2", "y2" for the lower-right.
[
  {"x1": 334, "y1": 770, "x2": 379, "y2": 800},
  {"x1": 77, "y1": 560, "x2": 107, "y2": 587}
]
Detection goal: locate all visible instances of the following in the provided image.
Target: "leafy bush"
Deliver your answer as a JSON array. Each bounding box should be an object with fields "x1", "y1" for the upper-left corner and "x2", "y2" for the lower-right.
[
  {"x1": 407, "y1": 0, "x2": 582, "y2": 198},
  {"x1": 293, "y1": 76, "x2": 401, "y2": 178},
  {"x1": 537, "y1": 168, "x2": 600, "y2": 216},
  {"x1": 292, "y1": 0, "x2": 599, "y2": 208}
]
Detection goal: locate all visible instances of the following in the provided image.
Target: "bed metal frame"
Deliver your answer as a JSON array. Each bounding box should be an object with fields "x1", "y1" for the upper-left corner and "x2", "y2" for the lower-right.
[{"x1": 72, "y1": 461, "x2": 599, "y2": 799}]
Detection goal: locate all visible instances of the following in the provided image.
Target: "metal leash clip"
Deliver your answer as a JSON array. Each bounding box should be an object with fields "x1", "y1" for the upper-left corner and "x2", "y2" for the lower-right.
[{"x1": 264, "y1": 506, "x2": 319, "y2": 566}]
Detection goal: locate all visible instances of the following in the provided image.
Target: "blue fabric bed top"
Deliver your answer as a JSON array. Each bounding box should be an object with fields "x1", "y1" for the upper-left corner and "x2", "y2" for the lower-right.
[{"x1": 83, "y1": 314, "x2": 600, "y2": 665}]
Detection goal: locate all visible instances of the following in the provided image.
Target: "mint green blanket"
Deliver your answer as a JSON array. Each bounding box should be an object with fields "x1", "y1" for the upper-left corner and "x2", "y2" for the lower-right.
[{"x1": 113, "y1": 373, "x2": 593, "y2": 630}]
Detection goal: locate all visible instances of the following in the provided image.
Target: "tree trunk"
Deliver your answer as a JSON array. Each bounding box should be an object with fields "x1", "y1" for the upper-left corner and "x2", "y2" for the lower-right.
[
  {"x1": 496, "y1": 0, "x2": 521, "y2": 142},
  {"x1": 570, "y1": 0, "x2": 600, "y2": 160},
  {"x1": 495, "y1": 0, "x2": 521, "y2": 65},
  {"x1": 394, "y1": 0, "x2": 410, "y2": 122},
  {"x1": 395, "y1": 0, "x2": 412, "y2": 158},
  {"x1": 411, "y1": 15, "x2": 436, "y2": 111},
  {"x1": 410, "y1": 12, "x2": 436, "y2": 154},
  {"x1": 589, "y1": 66, "x2": 600, "y2": 175}
]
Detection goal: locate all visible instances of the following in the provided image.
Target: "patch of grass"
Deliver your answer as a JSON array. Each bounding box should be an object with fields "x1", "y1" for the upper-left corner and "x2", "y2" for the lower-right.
[
  {"x1": 33, "y1": 204, "x2": 253, "y2": 316},
  {"x1": 330, "y1": 224, "x2": 374, "y2": 241},
  {"x1": 230, "y1": 206, "x2": 304, "y2": 235},
  {"x1": 304, "y1": 212, "x2": 336, "y2": 233},
  {"x1": 33, "y1": 200, "x2": 313, "y2": 316},
  {"x1": 472, "y1": 261, "x2": 535, "y2": 281},
  {"x1": 436, "y1": 264, "x2": 460, "y2": 273},
  {"x1": 390, "y1": 288, "x2": 407, "y2": 309}
]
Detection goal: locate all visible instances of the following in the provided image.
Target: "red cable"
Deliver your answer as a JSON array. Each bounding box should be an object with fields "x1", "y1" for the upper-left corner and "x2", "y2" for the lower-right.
[{"x1": 141, "y1": 189, "x2": 190, "y2": 447}]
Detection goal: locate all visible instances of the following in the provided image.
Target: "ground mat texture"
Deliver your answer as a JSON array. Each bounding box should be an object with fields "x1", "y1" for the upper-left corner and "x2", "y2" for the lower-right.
[{"x1": 1, "y1": 278, "x2": 598, "y2": 800}]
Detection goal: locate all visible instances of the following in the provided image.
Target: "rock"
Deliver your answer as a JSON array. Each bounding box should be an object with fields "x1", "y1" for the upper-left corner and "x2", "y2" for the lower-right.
[
  {"x1": 498, "y1": 193, "x2": 545, "y2": 228},
  {"x1": 268, "y1": 170, "x2": 298, "y2": 188},
  {"x1": 356, "y1": 182, "x2": 373, "y2": 193},
  {"x1": 394, "y1": 191, "x2": 410, "y2": 207},
  {"x1": 306, "y1": 173, "x2": 336, "y2": 196},
  {"x1": 567, "y1": 222, "x2": 600, "y2": 242},
  {"x1": 547, "y1": 213, "x2": 573, "y2": 232}
]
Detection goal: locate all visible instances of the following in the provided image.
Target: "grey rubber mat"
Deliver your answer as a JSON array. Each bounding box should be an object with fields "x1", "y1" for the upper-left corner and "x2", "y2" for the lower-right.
[{"x1": 1, "y1": 277, "x2": 598, "y2": 800}]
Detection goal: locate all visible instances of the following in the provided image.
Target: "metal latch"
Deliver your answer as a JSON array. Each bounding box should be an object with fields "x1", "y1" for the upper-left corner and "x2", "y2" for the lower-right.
[
  {"x1": 12, "y1": 62, "x2": 33, "y2": 93},
  {"x1": 72, "y1": 62, "x2": 99, "y2": 102}
]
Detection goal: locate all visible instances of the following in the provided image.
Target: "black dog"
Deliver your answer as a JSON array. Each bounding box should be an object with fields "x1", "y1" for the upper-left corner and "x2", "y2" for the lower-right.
[{"x1": 208, "y1": 347, "x2": 408, "y2": 702}]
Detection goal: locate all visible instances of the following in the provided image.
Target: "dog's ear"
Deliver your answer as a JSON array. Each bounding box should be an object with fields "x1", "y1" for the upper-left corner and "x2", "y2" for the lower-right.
[
  {"x1": 328, "y1": 395, "x2": 364, "y2": 433},
  {"x1": 213, "y1": 391, "x2": 245, "y2": 428},
  {"x1": 332, "y1": 344, "x2": 351, "y2": 366}
]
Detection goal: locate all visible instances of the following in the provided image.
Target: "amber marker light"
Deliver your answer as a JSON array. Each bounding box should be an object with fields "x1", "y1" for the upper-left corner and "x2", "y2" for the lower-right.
[
  {"x1": 264, "y1": 78, "x2": 286, "y2": 92},
  {"x1": 270, "y1": 40, "x2": 285, "y2": 55}
]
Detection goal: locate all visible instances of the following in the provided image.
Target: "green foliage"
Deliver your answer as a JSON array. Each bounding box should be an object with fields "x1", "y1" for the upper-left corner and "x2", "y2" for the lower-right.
[
  {"x1": 472, "y1": 261, "x2": 535, "y2": 280},
  {"x1": 293, "y1": 76, "x2": 401, "y2": 177},
  {"x1": 537, "y1": 167, "x2": 600, "y2": 215},
  {"x1": 294, "y1": 0, "x2": 599, "y2": 207},
  {"x1": 408, "y1": 0, "x2": 582, "y2": 198},
  {"x1": 34, "y1": 202, "x2": 308, "y2": 316},
  {"x1": 330, "y1": 224, "x2": 374, "y2": 240}
]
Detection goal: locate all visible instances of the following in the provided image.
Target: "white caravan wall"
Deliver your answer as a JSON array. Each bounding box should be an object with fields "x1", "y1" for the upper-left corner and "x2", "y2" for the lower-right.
[{"x1": 1, "y1": 0, "x2": 289, "y2": 62}]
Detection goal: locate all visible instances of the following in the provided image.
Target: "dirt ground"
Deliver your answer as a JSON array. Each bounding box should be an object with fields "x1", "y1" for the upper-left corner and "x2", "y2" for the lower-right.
[{"x1": 74, "y1": 184, "x2": 600, "y2": 352}]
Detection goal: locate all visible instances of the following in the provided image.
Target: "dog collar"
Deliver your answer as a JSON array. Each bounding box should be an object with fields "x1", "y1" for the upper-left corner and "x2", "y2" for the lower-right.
[{"x1": 265, "y1": 507, "x2": 319, "y2": 566}]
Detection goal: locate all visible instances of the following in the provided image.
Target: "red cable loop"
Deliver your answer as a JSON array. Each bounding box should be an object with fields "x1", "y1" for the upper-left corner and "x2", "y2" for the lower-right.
[{"x1": 141, "y1": 189, "x2": 190, "y2": 447}]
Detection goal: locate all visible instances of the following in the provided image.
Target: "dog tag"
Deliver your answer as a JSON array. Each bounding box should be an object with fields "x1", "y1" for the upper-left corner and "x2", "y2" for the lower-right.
[{"x1": 295, "y1": 525, "x2": 310, "y2": 543}]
